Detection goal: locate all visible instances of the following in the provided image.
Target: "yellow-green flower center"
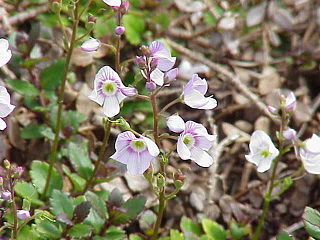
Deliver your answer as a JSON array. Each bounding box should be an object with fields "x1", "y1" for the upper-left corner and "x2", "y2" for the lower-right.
[
  {"x1": 182, "y1": 134, "x2": 195, "y2": 147},
  {"x1": 260, "y1": 149, "x2": 269, "y2": 158},
  {"x1": 102, "y1": 81, "x2": 117, "y2": 96},
  {"x1": 130, "y1": 140, "x2": 146, "y2": 152}
]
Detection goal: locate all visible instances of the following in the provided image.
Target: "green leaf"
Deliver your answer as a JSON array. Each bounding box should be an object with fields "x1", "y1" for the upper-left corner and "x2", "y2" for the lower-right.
[
  {"x1": 40, "y1": 58, "x2": 65, "y2": 90},
  {"x1": 112, "y1": 196, "x2": 146, "y2": 225},
  {"x1": 170, "y1": 229, "x2": 184, "y2": 240},
  {"x1": 15, "y1": 181, "x2": 43, "y2": 206},
  {"x1": 123, "y1": 14, "x2": 145, "y2": 45},
  {"x1": 129, "y1": 234, "x2": 143, "y2": 240},
  {"x1": 21, "y1": 124, "x2": 54, "y2": 140},
  {"x1": 229, "y1": 221, "x2": 250, "y2": 240},
  {"x1": 30, "y1": 161, "x2": 63, "y2": 196},
  {"x1": 84, "y1": 206, "x2": 104, "y2": 234},
  {"x1": 35, "y1": 218, "x2": 62, "y2": 239},
  {"x1": 62, "y1": 164, "x2": 86, "y2": 192},
  {"x1": 104, "y1": 226, "x2": 125, "y2": 240},
  {"x1": 68, "y1": 223, "x2": 91, "y2": 237},
  {"x1": 180, "y1": 216, "x2": 202, "y2": 236},
  {"x1": 67, "y1": 142, "x2": 93, "y2": 179},
  {"x1": 18, "y1": 225, "x2": 41, "y2": 240},
  {"x1": 276, "y1": 231, "x2": 293, "y2": 240},
  {"x1": 85, "y1": 191, "x2": 108, "y2": 220},
  {"x1": 303, "y1": 207, "x2": 320, "y2": 238},
  {"x1": 50, "y1": 190, "x2": 74, "y2": 219},
  {"x1": 201, "y1": 218, "x2": 226, "y2": 240},
  {"x1": 7, "y1": 79, "x2": 38, "y2": 96}
]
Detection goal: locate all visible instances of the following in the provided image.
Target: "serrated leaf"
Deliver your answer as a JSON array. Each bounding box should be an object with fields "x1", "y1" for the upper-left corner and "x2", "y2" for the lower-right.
[
  {"x1": 40, "y1": 58, "x2": 65, "y2": 90},
  {"x1": 18, "y1": 225, "x2": 41, "y2": 240},
  {"x1": 67, "y1": 142, "x2": 93, "y2": 179},
  {"x1": 180, "y1": 216, "x2": 202, "y2": 236},
  {"x1": 21, "y1": 124, "x2": 54, "y2": 140},
  {"x1": 104, "y1": 226, "x2": 125, "y2": 240},
  {"x1": 7, "y1": 79, "x2": 38, "y2": 96},
  {"x1": 68, "y1": 223, "x2": 91, "y2": 237},
  {"x1": 112, "y1": 196, "x2": 146, "y2": 225},
  {"x1": 123, "y1": 14, "x2": 145, "y2": 45},
  {"x1": 62, "y1": 164, "x2": 86, "y2": 192},
  {"x1": 73, "y1": 201, "x2": 92, "y2": 223},
  {"x1": 85, "y1": 191, "x2": 108, "y2": 220},
  {"x1": 276, "y1": 231, "x2": 293, "y2": 240},
  {"x1": 303, "y1": 207, "x2": 320, "y2": 238},
  {"x1": 35, "y1": 218, "x2": 62, "y2": 239},
  {"x1": 171, "y1": 229, "x2": 184, "y2": 240},
  {"x1": 30, "y1": 161, "x2": 63, "y2": 196},
  {"x1": 50, "y1": 190, "x2": 74, "y2": 219},
  {"x1": 201, "y1": 219, "x2": 226, "y2": 240},
  {"x1": 15, "y1": 181, "x2": 43, "y2": 206}
]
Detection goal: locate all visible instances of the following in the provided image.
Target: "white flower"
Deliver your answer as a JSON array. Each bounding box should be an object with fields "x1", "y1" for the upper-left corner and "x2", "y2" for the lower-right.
[
  {"x1": 0, "y1": 39, "x2": 12, "y2": 68},
  {"x1": 245, "y1": 130, "x2": 279, "y2": 172},
  {"x1": 167, "y1": 115, "x2": 216, "y2": 167},
  {"x1": 0, "y1": 86, "x2": 15, "y2": 130},
  {"x1": 284, "y1": 91, "x2": 296, "y2": 111},
  {"x1": 299, "y1": 134, "x2": 320, "y2": 174},
  {"x1": 89, "y1": 66, "x2": 137, "y2": 117},
  {"x1": 103, "y1": 0, "x2": 121, "y2": 7},
  {"x1": 81, "y1": 38, "x2": 100, "y2": 52}
]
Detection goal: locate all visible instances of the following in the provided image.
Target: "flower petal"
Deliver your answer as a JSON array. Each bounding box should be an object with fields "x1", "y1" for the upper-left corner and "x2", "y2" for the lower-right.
[
  {"x1": 95, "y1": 66, "x2": 122, "y2": 89},
  {"x1": 88, "y1": 90, "x2": 104, "y2": 106},
  {"x1": 165, "y1": 68, "x2": 179, "y2": 82},
  {"x1": 190, "y1": 148, "x2": 213, "y2": 167},
  {"x1": 167, "y1": 114, "x2": 185, "y2": 133},
  {"x1": 157, "y1": 57, "x2": 176, "y2": 72},
  {"x1": 115, "y1": 131, "x2": 136, "y2": 151},
  {"x1": 102, "y1": 0, "x2": 121, "y2": 7},
  {"x1": 126, "y1": 151, "x2": 153, "y2": 175},
  {"x1": 81, "y1": 38, "x2": 100, "y2": 52},
  {"x1": 0, "y1": 39, "x2": 11, "y2": 67},
  {"x1": 197, "y1": 97, "x2": 218, "y2": 110},
  {"x1": 0, "y1": 86, "x2": 15, "y2": 118},
  {"x1": 142, "y1": 136, "x2": 160, "y2": 157},
  {"x1": 150, "y1": 68, "x2": 164, "y2": 86},
  {"x1": 0, "y1": 118, "x2": 7, "y2": 130},
  {"x1": 120, "y1": 86, "x2": 137, "y2": 97},
  {"x1": 184, "y1": 90, "x2": 209, "y2": 109},
  {"x1": 103, "y1": 95, "x2": 120, "y2": 117},
  {"x1": 177, "y1": 136, "x2": 191, "y2": 160}
]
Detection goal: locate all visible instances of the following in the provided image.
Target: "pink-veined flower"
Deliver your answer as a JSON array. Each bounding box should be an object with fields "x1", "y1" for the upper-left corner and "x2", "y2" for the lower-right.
[
  {"x1": 298, "y1": 134, "x2": 320, "y2": 174},
  {"x1": 17, "y1": 210, "x2": 31, "y2": 220},
  {"x1": 167, "y1": 115, "x2": 216, "y2": 167},
  {"x1": 149, "y1": 41, "x2": 176, "y2": 72},
  {"x1": 284, "y1": 91, "x2": 296, "y2": 111},
  {"x1": 81, "y1": 38, "x2": 100, "y2": 52},
  {"x1": 0, "y1": 39, "x2": 12, "y2": 67},
  {"x1": 102, "y1": 0, "x2": 121, "y2": 7},
  {"x1": 110, "y1": 131, "x2": 160, "y2": 175},
  {"x1": 183, "y1": 74, "x2": 217, "y2": 110},
  {"x1": 0, "y1": 86, "x2": 15, "y2": 130},
  {"x1": 245, "y1": 130, "x2": 279, "y2": 172},
  {"x1": 89, "y1": 66, "x2": 137, "y2": 117}
]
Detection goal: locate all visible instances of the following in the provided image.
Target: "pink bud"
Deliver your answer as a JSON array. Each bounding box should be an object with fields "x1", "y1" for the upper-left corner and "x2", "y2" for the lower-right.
[
  {"x1": 145, "y1": 81, "x2": 156, "y2": 91},
  {"x1": 1, "y1": 191, "x2": 11, "y2": 200},
  {"x1": 17, "y1": 210, "x2": 31, "y2": 220},
  {"x1": 267, "y1": 105, "x2": 277, "y2": 114},
  {"x1": 114, "y1": 26, "x2": 125, "y2": 35},
  {"x1": 121, "y1": 1, "x2": 129, "y2": 12},
  {"x1": 283, "y1": 128, "x2": 297, "y2": 140},
  {"x1": 134, "y1": 56, "x2": 146, "y2": 68}
]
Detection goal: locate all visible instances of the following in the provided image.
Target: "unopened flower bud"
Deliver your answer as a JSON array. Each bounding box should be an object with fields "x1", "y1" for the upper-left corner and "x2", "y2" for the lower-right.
[
  {"x1": 87, "y1": 14, "x2": 96, "y2": 23},
  {"x1": 156, "y1": 173, "x2": 165, "y2": 189},
  {"x1": 17, "y1": 210, "x2": 31, "y2": 220},
  {"x1": 3, "y1": 160, "x2": 10, "y2": 169},
  {"x1": 174, "y1": 172, "x2": 185, "y2": 181},
  {"x1": 14, "y1": 166, "x2": 24, "y2": 178},
  {"x1": 134, "y1": 56, "x2": 146, "y2": 68},
  {"x1": 121, "y1": 1, "x2": 129, "y2": 12},
  {"x1": 1, "y1": 191, "x2": 11, "y2": 200},
  {"x1": 140, "y1": 45, "x2": 150, "y2": 56},
  {"x1": 150, "y1": 58, "x2": 158, "y2": 69},
  {"x1": 49, "y1": 0, "x2": 61, "y2": 13},
  {"x1": 81, "y1": 38, "x2": 100, "y2": 52},
  {"x1": 267, "y1": 106, "x2": 277, "y2": 114},
  {"x1": 114, "y1": 26, "x2": 125, "y2": 35},
  {"x1": 145, "y1": 81, "x2": 156, "y2": 92},
  {"x1": 117, "y1": 117, "x2": 131, "y2": 131},
  {"x1": 283, "y1": 128, "x2": 297, "y2": 141}
]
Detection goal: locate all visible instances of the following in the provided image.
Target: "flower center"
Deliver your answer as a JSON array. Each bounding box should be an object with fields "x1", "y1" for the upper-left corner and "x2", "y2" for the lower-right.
[
  {"x1": 102, "y1": 81, "x2": 117, "y2": 96},
  {"x1": 260, "y1": 149, "x2": 269, "y2": 158},
  {"x1": 130, "y1": 140, "x2": 146, "y2": 152},
  {"x1": 182, "y1": 134, "x2": 195, "y2": 148}
]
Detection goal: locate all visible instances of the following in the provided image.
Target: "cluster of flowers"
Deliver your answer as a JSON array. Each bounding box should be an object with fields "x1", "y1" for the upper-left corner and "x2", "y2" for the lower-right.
[
  {"x1": 246, "y1": 92, "x2": 320, "y2": 174},
  {"x1": 85, "y1": 38, "x2": 218, "y2": 175}
]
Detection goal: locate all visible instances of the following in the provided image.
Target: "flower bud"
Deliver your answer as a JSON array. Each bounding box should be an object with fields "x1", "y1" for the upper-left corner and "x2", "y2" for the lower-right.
[
  {"x1": 14, "y1": 166, "x2": 24, "y2": 178},
  {"x1": 283, "y1": 128, "x2": 297, "y2": 141},
  {"x1": 150, "y1": 58, "x2": 158, "y2": 69},
  {"x1": 134, "y1": 56, "x2": 146, "y2": 68},
  {"x1": 1, "y1": 191, "x2": 11, "y2": 200},
  {"x1": 81, "y1": 38, "x2": 100, "y2": 52},
  {"x1": 87, "y1": 14, "x2": 96, "y2": 23},
  {"x1": 49, "y1": 0, "x2": 61, "y2": 13},
  {"x1": 156, "y1": 173, "x2": 165, "y2": 189},
  {"x1": 17, "y1": 210, "x2": 31, "y2": 220},
  {"x1": 121, "y1": 1, "x2": 129, "y2": 12},
  {"x1": 140, "y1": 45, "x2": 150, "y2": 56},
  {"x1": 145, "y1": 81, "x2": 156, "y2": 92},
  {"x1": 114, "y1": 26, "x2": 125, "y2": 35},
  {"x1": 117, "y1": 117, "x2": 131, "y2": 131},
  {"x1": 3, "y1": 160, "x2": 10, "y2": 169}
]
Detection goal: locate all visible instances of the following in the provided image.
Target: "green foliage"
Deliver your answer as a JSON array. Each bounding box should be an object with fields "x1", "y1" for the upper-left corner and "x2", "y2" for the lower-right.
[
  {"x1": 104, "y1": 226, "x2": 126, "y2": 240},
  {"x1": 62, "y1": 164, "x2": 86, "y2": 191},
  {"x1": 68, "y1": 223, "x2": 92, "y2": 237},
  {"x1": 201, "y1": 219, "x2": 226, "y2": 240},
  {"x1": 15, "y1": 181, "x2": 43, "y2": 205},
  {"x1": 170, "y1": 229, "x2": 184, "y2": 240},
  {"x1": 40, "y1": 59, "x2": 65, "y2": 90},
  {"x1": 49, "y1": 190, "x2": 74, "y2": 219},
  {"x1": 30, "y1": 161, "x2": 63, "y2": 196},
  {"x1": 35, "y1": 217, "x2": 62, "y2": 239},
  {"x1": 276, "y1": 231, "x2": 293, "y2": 240},
  {"x1": 123, "y1": 14, "x2": 145, "y2": 45},
  {"x1": 303, "y1": 207, "x2": 320, "y2": 239},
  {"x1": 7, "y1": 79, "x2": 38, "y2": 96},
  {"x1": 21, "y1": 123, "x2": 54, "y2": 140},
  {"x1": 229, "y1": 221, "x2": 250, "y2": 240},
  {"x1": 180, "y1": 216, "x2": 202, "y2": 236}
]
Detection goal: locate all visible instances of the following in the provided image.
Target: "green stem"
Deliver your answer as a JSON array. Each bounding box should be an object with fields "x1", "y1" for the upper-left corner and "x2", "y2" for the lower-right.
[
  {"x1": 158, "y1": 97, "x2": 181, "y2": 115},
  {"x1": 9, "y1": 171, "x2": 18, "y2": 240},
  {"x1": 81, "y1": 120, "x2": 111, "y2": 194},
  {"x1": 42, "y1": 2, "x2": 80, "y2": 199}
]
